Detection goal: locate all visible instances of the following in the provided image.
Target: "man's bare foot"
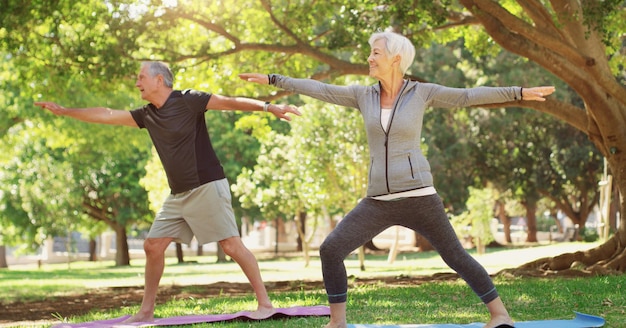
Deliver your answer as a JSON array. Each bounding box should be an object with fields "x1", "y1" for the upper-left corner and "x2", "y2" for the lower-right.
[
  {"x1": 484, "y1": 315, "x2": 515, "y2": 328},
  {"x1": 247, "y1": 305, "x2": 275, "y2": 320},
  {"x1": 120, "y1": 311, "x2": 155, "y2": 324}
]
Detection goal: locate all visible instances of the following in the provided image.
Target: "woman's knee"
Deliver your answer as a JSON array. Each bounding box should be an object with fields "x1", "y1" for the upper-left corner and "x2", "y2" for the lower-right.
[{"x1": 319, "y1": 237, "x2": 342, "y2": 261}]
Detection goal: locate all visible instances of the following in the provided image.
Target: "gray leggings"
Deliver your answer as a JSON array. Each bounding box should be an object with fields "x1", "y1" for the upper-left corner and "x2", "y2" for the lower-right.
[{"x1": 319, "y1": 194, "x2": 498, "y2": 304}]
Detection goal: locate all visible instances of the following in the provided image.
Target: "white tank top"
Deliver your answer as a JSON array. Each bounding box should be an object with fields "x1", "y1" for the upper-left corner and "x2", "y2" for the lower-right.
[{"x1": 381, "y1": 108, "x2": 392, "y2": 132}]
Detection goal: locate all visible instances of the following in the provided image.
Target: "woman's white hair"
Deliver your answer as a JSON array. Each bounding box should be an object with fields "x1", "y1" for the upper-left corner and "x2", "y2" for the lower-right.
[{"x1": 368, "y1": 31, "x2": 416, "y2": 75}]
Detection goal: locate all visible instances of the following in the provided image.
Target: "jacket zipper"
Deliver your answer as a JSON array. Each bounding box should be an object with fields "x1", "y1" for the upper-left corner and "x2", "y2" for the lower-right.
[{"x1": 383, "y1": 80, "x2": 409, "y2": 193}]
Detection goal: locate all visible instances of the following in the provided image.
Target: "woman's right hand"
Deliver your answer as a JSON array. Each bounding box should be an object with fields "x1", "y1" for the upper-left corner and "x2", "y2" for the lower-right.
[{"x1": 239, "y1": 73, "x2": 269, "y2": 85}]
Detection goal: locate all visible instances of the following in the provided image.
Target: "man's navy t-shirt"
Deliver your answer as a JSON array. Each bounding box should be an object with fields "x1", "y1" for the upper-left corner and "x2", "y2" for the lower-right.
[{"x1": 130, "y1": 89, "x2": 226, "y2": 194}]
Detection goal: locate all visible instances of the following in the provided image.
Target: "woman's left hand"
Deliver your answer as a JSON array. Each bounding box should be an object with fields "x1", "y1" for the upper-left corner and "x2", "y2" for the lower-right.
[
  {"x1": 239, "y1": 73, "x2": 269, "y2": 85},
  {"x1": 522, "y1": 86, "x2": 556, "y2": 101}
]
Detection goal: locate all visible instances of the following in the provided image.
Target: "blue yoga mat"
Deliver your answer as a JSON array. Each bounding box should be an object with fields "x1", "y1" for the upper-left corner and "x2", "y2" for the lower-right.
[{"x1": 347, "y1": 312, "x2": 605, "y2": 328}]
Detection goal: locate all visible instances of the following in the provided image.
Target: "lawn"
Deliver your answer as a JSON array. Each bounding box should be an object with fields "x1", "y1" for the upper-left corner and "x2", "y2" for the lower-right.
[{"x1": 1, "y1": 241, "x2": 624, "y2": 327}]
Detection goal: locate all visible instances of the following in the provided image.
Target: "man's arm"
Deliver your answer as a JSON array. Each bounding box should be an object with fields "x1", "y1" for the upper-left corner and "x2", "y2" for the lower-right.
[
  {"x1": 34, "y1": 101, "x2": 138, "y2": 127},
  {"x1": 206, "y1": 94, "x2": 301, "y2": 121}
]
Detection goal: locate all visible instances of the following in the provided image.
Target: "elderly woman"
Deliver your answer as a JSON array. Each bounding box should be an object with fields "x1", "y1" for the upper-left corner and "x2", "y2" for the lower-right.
[{"x1": 241, "y1": 31, "x2": 554, "y2": 328}]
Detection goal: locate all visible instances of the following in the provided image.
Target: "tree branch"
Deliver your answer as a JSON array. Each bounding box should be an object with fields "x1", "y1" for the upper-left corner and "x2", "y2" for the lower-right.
[
  {"x1": 517, "y1": 0, "x2": 569, "y2": 43},
  {"x1": 174, "y1": 11, "x2": 241, "y2": 46},
  {"x1": 82, "y1": 199, "x2": 113, "y2": 226},
  {"x1": 460, "y1": 0, "x2": 592, "y2": 68},
  {"x1": 478, "y1": 98, "x2": 588, "y2": 133}
]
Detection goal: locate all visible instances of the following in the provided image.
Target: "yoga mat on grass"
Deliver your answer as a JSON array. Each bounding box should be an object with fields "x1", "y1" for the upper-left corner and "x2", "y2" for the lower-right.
[
  {"x1": 52, "y1": 305, "x2": 330, "y2": 328},
  {"x1": 347, "y1": 311, "x2": 605, "y2": 328}
]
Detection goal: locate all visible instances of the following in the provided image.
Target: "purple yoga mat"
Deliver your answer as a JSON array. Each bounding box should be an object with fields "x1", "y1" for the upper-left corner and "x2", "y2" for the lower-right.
[{"x1": 52, "y1": 305, "x2": 330, "y2": 327}]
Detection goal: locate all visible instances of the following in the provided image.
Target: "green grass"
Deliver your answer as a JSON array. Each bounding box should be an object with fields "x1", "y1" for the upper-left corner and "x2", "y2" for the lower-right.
[{"x1": 2, "y1": 241, "x2": 624, "y2": 327}]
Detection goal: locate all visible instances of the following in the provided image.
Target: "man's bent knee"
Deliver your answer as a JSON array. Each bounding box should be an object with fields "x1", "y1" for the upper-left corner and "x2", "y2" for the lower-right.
[
  {"x1": 143, "y1": 237, "x2": 174, "y2": 255},
  {"x1": 219, "y1": 236, "x2": 245, "y2": 256}
]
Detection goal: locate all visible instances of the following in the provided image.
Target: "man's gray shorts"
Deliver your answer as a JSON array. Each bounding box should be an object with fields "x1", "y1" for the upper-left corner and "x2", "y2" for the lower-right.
[{"x1": 147, "y1": 179, "x2": 240, "y2": 245}]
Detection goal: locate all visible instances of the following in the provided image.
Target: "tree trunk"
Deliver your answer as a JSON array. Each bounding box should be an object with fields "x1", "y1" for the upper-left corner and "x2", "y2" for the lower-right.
[
  {"x1": 216, "y1": 243, "x2": 227, "y2": 263},
  {"x1": 510, "y1": 157, "x2": 626, "y2": 275},
  {"x1": 176, "y1": 243, "x2": 184, "y2": 264},
  {"x1": 496, "y1": 200, "x2": 512, "y2": 244},
  {"x1": 387, "y1": 226, "x2": 401, "y2": 264},
  {"x1": 197, "y1": 244, "x2": 203, "y2": 256},
  {"x1": 295, "y1": 212, "x2": 311, "y2": 266},
  {"x1": 114, "y1": 226, "x2": 130, "y2": 266},
  {"x1": 609, "y1": 182, "x2": 620, "y2": 233},
  {"x1": 296, "y1": 212, "x2": 306, "y2": 252},
  {"x1": 302, "y1": 225, "x2": 311, "y2": 267},
  {"x1": 524, "y1": 199, "x2": 538, "y2": 243},
  {"x1": 502, "y1": 215, "x2": 512, "y2": 244},
  {"x1": 414, "y1": 232, "x2": 434, "y2": 252},
  {"x1": 89, "y1": 239, "x2": 97, "y2": 262},
  {"x1": 0, "y1": 245, "x2": 7, "y2": 268}
]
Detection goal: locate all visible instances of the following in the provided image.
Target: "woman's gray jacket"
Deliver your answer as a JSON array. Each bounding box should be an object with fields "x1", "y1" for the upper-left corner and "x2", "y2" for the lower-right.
[{"x1": 270, "y1": 75, "x2": 521, "y2": 197}]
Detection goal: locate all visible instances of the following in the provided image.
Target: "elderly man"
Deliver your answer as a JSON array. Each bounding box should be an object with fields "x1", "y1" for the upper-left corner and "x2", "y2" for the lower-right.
[{"x1": 35, "y1": 61, "x2": 300, "y2": 323}]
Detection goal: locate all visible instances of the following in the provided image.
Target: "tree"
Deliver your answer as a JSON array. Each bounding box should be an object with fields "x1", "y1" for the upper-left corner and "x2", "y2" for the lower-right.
[
  {"x1": 1, "y1": 127, "x2": 85, "y2": 259},
  {"x1": 455, "y1": 0, "x2": 625, "y2": 273},
  {"x1": 421, "y1": 44, "x2": 603, "y2": 244},
  {"x1": 0, "y1": 56, "x2": 152, "y2": 267},
  {"x1": 234, "y1": 99, "x2": 369, "y2": 266},
  {"x1": 77, "y1": 145, "x2": 153, "y2": 266},
  {"x1": 451, "y1": 186, "x2": 497, "y2": 254},
  {"x1": 0, "y1": 115, "x2": 153, "y2": 266}
]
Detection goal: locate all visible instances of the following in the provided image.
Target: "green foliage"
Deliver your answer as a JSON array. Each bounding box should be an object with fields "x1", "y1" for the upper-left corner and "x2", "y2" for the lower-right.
[
  {"x1": 233, "y1": 98, "x2": 368, "y2": 222},
  {"x1": 139, "y1": 147, "x2": 168, "y2": 218},
  {"x1": 581, "y1": 228, "x2": 600, "y2": 243},
  {"x1": 535, "y1": 214, "x2": 555, "y2": 232},
  {"x1": 0, "y1": 0, "x2": 145, "y2": 91},
  {"x1": 0, "y1": 48, "x2": 151, "y2": 252},
  {"x1": 0, "y1": 124, "x2": 82, "y2": 250},
  {"x1": 582, "y1": 0, "x2": 626, "y2": 48},
  {"x1": 451, "y1": 187, "x2": 495, "y2": 251}
]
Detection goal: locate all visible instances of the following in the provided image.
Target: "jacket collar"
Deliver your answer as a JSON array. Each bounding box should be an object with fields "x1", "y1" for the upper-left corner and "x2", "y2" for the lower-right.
[{"x1": 372, "y1": 79, "x2": 418, "y2": 95}]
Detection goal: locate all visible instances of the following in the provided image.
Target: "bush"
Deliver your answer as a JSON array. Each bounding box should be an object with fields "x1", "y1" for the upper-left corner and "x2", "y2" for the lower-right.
[{"x1": 581, "y1": 228, "x2": 599, "y2": 242}]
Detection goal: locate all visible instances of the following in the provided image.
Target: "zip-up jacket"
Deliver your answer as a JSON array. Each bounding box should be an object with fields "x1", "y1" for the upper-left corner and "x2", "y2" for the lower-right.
[{"x1": 270, "y1": 75, "x2": 522, "y2": 197}]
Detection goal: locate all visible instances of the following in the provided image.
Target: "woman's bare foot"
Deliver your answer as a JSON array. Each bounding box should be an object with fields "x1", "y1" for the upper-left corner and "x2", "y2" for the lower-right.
[
  {"x1": 485, "y1": 297, "x2": 514, "y2": 328},
  {"x1": 484, "y1": 314, "x2": 515, "y2": 328},
  {"x1": 248, "y1": 305, "x2": 275, "y2": 320}
]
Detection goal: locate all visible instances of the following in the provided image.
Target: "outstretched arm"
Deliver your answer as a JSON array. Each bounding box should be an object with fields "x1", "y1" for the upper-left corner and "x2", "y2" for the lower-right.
[
  {"x1": 34, "y1": 102, "x2": 138, "y2": 127},
  {"x1": 206, "y1": 94, "x2": 301, "y2": 121},
  {"x1": 239, "y1": 73, "x2": 361, "y2": 109}
]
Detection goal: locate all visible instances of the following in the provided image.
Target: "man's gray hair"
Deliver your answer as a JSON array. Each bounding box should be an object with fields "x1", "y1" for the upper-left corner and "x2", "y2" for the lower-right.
[{"x1": 142, "y1": 61, "x2": 174, "y2": 88}]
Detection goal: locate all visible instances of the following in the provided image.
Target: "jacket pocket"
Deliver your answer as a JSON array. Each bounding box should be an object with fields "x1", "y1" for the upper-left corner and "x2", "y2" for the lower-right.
[{"x1": 407, "y1": 154, "x2": 415, "y2": 179}]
